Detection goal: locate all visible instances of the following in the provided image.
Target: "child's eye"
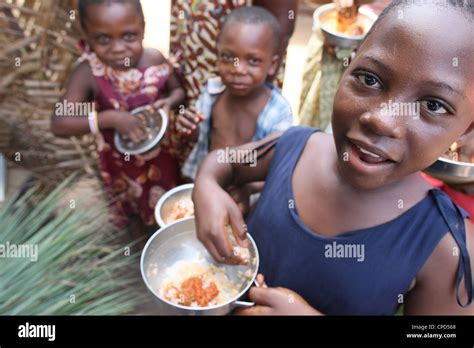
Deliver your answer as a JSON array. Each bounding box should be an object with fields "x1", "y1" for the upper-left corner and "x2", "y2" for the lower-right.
[
  {"x1": 96, "y1": 35, "x2": 111, "y2": 45},
  {"x1": 420, "y1": 100, "x2": 449, "y2": 114},
  {"x1": 123, "y1": 33, "x2": 137, "y2": 41},
  {"x1": 355, "y1": 72, "x2": 382, "y2": 89},
  {"x1": 248, "y1": 58, "x2": 260, "y2": 65},
  {"x1": 219, "y1": 53, "x2": 233, "y2": 62}
]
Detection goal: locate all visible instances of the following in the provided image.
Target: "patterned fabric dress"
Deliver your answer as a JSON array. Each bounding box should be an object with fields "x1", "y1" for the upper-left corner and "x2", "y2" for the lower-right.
[
  {"x1": 80, "y1": 51, "x2": 182, "y2": 228},
  {"x1": 170, "y1": 0, "x2": 284, "y2": 105}
]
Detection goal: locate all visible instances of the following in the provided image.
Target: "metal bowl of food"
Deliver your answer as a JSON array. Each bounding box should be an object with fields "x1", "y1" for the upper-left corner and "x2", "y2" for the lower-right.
[
  {"x1": 114, "y1": 106, "x2": 168, "y2": 155},
  {"x1": 424, "y1": 157, "x2": 474, "y2": 184},
  {"x1": 141, "y1": 217, "x2": 259, "y2": 315},
  {"x1": 155, "y1": 184, "x2": 194, "y2": 227},
  {"x1": 314, "y1": 3, "x2": 377, "y2": 49}
]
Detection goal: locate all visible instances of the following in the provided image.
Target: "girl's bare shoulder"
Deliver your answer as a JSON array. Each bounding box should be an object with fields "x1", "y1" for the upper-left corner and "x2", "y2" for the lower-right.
[
  {"x1": 406, "y1": 218, "x2": 474, "y2": 314},
  {"x1": 304, "y1": 131, "x2": 336, "y2": 159},
  {"x1": 140, "y1": 48, "x2": 166, "y2": 66}
]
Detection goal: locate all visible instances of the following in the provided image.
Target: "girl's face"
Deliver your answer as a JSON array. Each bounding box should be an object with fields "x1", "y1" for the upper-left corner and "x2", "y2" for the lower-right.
[
  {"x1": 82, "y1": 2, "x2": 144, "y2": 70},
  {"x1": 332, "y1": 5, "x2": 474, "y2": 190}
]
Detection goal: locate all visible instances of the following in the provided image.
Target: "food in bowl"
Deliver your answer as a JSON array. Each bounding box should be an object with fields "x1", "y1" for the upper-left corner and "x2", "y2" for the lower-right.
[
  {"x1": 141, "y1": 218, "x2": 260, "y2": 314},
  {"x1": 158, "y1": 260, "x2": 240, "y2": 308},
  {"x1": 314, "y1": 4, "x2": 377, "y2": 49},
  {"x1": 120, "y1": 110, "x2": 161, "y2": 147},
  {"x1": 155, "y1": 184, "x2": 194, "y2": 227},
  {"x1": 166, "y1": 197, "x2": 194, "y2": 224},
  {"x1": 442, "y1": 142, "x2": 474, "y2": 163},
  {"x1": 114, "y1": 107, "x2": 168, "y2": 155},
  {"x1": 321, "y1": 9, "x2": 370, "y2": 36},
  {"x1": 424, "y1": 142, "x2": 474, "y2": 184}
]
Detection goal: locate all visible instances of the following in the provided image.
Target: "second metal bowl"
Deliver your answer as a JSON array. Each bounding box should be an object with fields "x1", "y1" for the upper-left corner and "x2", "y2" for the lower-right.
[
  {"x1": 155, "y1": 183, "x2": 194, "y2": 227},
  {"x1": 314, "y1": 3, "x2": 378, "y2": 49},
  {"x1": 114, "y1": 106, "x2": 168, "y2": 155},
  {"x1": 424, "y1": 157, "x2": 474, "y2": 184}
]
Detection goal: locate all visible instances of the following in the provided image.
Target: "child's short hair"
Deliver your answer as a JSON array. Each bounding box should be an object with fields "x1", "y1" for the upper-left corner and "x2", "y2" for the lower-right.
[
  {"x1": 363, "y1": 0, "x2": 473, "y2": 44},
  {"x1": 220, "y1": 6, "x2": 282, "y2": 54},
  {"x1": 78, "y1": 0, "x2": 144, "y2": 29}
]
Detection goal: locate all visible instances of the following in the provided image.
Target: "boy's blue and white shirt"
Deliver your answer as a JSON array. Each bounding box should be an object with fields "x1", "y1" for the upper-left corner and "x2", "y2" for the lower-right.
[{"x1": 182, "y1": 76, "x2": 294, "y2": 180}]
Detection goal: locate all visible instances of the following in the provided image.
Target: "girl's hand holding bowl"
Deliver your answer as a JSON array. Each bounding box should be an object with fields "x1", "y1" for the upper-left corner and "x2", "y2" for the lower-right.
[
  {"x1": 235, "y1": 274, "x2": 322, "y2": 316},
  {"x1": 107, "y1": 109, "x2": 147, "y2": 143}
]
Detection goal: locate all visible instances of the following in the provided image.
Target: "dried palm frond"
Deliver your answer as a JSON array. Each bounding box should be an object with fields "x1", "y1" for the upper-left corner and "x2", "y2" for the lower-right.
[
  {"x1": 0, "y1": 174, "x2": 148, "y2": 315},
  {"x1": 0, "y1": 0, "x2": 97, "y2": 187}
]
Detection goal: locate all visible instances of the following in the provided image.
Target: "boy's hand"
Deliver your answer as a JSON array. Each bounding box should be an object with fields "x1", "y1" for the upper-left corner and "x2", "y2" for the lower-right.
[
  {"x1": 106, "y1": 110, "x2": 147, "y2": 143},
  {"x1": 168, "y1": 50, "x2": 183, "y2": 69},
  {"x1": 235, "y1": 275, "x2": 321, "y2": 316},
  {"x1": 176, "y1": 106, "x2": 206, "y2": 138},
  {"x1": 193, "y1": 177, "x2": 249, "y2": 264}
]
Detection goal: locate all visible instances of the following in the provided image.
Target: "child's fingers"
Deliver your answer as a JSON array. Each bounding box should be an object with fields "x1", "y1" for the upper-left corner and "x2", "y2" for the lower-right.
[
  {"x1": 186, "y1": 107, "x2": 206, "y2": 121},
  {"x1": 228, "y1": 204, "x2": 249, "y2": 247},
  {"x1": 256, "y1": 274, "x2": 268, "y2": 288},
  {"x1": 234, "y1": 305, "x2": 271, "y2": 316},
  {"x1": 183, "y1": 109, "x2": 204, "y2": 124},
  {"x1": 248, "y1": 287, "x2": 286, "y2": 308},
  {"x1": 130, "y1": 126, "x2": 147, "y2": 142},
  {"x1": 201, "y1": 237, "x2": 226, "y2": 264},
  {"x1": 178, "y1": 115, "x2": 197, "y2": 131},
  {"x1": 210, "y1": 224, "x2": 234, "y2": 260},
  {"x1": 129, "y1": 131, "x2": 143, "y2": 143},
  {"x1": 248, "y1": 287, "x2": 275, "y2": 307},
  {"x1": 134, "y1": 124, "x2": 147, "y2": 137},
  {"x1": 153, "y1": 100, "x2": 166, "y2": 109},
  {"x1": 131, "y1": 119, "x2": 147, "y2": 134}
]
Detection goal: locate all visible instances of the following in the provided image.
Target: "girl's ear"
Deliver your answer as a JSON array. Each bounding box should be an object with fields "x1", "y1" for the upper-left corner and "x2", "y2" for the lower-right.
[{"x1": 268, "y1": 54, "x2": 280, "y2": 76}]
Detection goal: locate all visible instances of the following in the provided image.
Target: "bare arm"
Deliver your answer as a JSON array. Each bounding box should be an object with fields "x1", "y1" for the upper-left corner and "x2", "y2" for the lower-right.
[
  {"x1": 195, "y1": 131, "x2": 282, "y2": 189},
  {"x1": 51, "y1": 62, "x2": 100, "y2": 136},
  {"x1": 405, "y1": 219, "x2": 474, "y2": 315},
  {"x1": 193, "y1": 132, "x2": 282, "y2": 262}
]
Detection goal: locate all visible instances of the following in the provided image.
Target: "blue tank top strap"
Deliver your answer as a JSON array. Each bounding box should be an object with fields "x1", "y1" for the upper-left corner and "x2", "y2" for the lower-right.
[
  {"x1": 431, "y1": 189, "x2": 472, "y2": 307},
  {"x1": 272, "y1": 126, "x2": 319, "y2": 165}
]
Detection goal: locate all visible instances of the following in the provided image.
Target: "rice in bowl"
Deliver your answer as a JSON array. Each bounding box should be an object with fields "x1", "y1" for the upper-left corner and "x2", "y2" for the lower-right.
[{"x1": 157, "y1": 259, "x2": 240, "y2": 308}]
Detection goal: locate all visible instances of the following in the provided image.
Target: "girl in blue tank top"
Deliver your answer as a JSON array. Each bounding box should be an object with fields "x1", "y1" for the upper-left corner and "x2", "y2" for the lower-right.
[{"x1": 192, "y1": 1, "x2": 474, "y2": 315}]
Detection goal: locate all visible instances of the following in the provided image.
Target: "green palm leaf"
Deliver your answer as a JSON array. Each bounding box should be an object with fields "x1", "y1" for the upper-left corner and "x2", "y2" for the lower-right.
[{"x1": 0, "y1": 176, "x2": 149, "y2": 315}]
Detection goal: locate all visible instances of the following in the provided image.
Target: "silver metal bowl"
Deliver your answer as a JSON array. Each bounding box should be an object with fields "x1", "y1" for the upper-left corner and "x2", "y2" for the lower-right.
[
  {"x1": 140, "y1": 217, "x2": 259, "y2": 315},
  {"x1": 424, "y1": 157, "x2": 474, "y2": 184},
  {"x1": 314, "y1": 4, "x2": 378, "y2": 49},
  {"x1": 114, "y1": 106, "x2": 168, "y2": 155},
  {"x1": 154, "y1": 183, "x2": 194, "y2": 227}
]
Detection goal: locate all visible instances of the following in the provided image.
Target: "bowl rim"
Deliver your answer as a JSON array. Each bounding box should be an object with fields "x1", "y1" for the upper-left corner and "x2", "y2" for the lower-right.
[
  {"x1": 313, "y1": 3, "x2": 378, "y2": 40},
  {"x1": 435, "y1": 156, "x2": 474, "y2": 168},
  {"x1": 154, "y1": 183, "x2": 195, "y2": 227},
  {"x1": 140, "y1": 217, "x2": 260, "y2": 311},
  {"x1": 114, "y1": 107, "x2": 168, "y2": 155}
]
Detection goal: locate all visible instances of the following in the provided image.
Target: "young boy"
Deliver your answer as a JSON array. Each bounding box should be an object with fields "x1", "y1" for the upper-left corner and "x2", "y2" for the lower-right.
[{"x1": 177, "y1": 7, "x2": 293, "y2": 181}]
